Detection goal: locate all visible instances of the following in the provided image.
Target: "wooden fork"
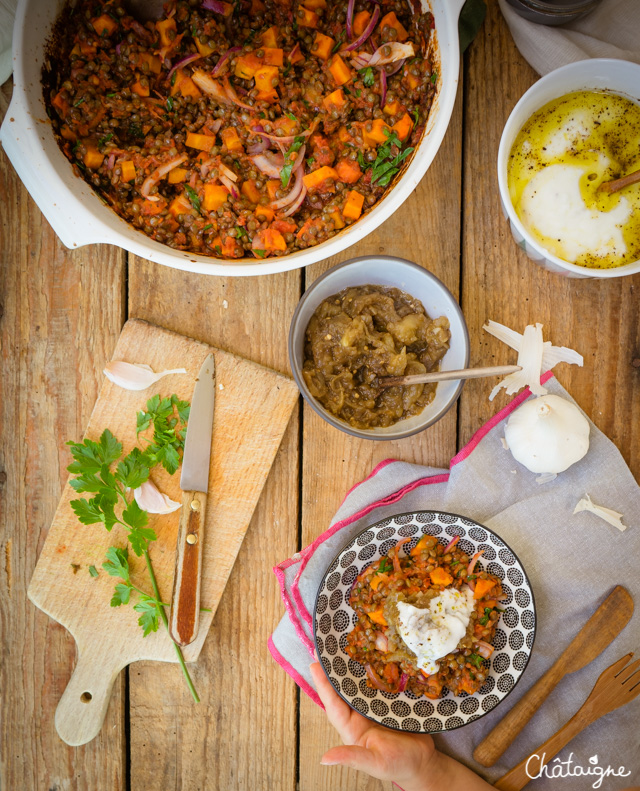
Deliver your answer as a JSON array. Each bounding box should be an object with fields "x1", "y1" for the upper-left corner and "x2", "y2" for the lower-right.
[{"x1": 494, "y1": 653, "x2": 640, "y2": 791}]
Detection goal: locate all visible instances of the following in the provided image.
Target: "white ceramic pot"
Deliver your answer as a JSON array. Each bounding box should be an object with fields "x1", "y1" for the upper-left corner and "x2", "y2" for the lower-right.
[
  {"x1": 0, "y1": 0, "x2": 465, "y2": 277},
  {"x1": 497, "y1": 58, "x2": 640, "y2": 279},
  {"x1": 288, "y1": 256, "x2": 469, "y2": 440}
]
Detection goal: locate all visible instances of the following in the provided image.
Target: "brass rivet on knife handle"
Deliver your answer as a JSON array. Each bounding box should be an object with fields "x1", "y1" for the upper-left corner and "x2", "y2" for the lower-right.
[
  {"x1": 169, "y1": 489, "x2": 207, "y2": 647},
  {"x1": 473, "y1": 585, "x2": 633, "y2": 768}
]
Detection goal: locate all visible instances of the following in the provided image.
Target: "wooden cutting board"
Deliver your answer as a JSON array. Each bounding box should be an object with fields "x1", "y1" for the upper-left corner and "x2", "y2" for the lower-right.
[{"x1": 27, "y1": 318, "x2": 299, "y2": 747}]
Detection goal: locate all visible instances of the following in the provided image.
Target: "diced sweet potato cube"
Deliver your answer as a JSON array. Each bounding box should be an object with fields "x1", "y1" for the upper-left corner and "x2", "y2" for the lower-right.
[
  {"x1": 288, "y1": 45, "x2": 304, "y2": 65},
  {"x1": 155, "y1": 18, "x2": 176, "y2": 47},
  {"x1": 120, "y1": 160, "x2": 136, "y2": 182},
  {"x1": 404, "y1": 72, "x2": 420, "y2": 90},
  {"x1": 261, "y1": 25, "x2": 278, "y2": 48},
  {"x1": 379, "y1": 11, "x2": 408, "y2": 42},
  {"x1": 322, "y1": 88, "x2": 345, "y2": 111},
  {"x1": 131, "y1": 76, "x2": 149, "y2": 97},
  {"x1": 234, "y1": 54, "x2": 262, "y2": 80},
  {"x1": 167, "y1": 167, "x2": 188, "y2": 184},
  {"x1": 275, "y1": 116, "x2": 297, "y2": 135},
  {"x1": 195, "y1": 39, "x2": 215, "y2": 57},
  {"x1": 362, "y1": 118, "x2": 391, "y2": 146},
  {"x1": 368, "y1": 608, "x2": 387, "y2": 626},
  {"x1": 328, "y1": 55, "x2": 352, "y2": 86},
  {"x1": 304, "y1": 0, "x2": 327, "y2": 8},
  {"x1": 266, "y1": 180, "x2": 280, "y2": 200},
  {"x1": 338, "y1": 125, "x2": 353, "y2": 144},
  {"x1": 263, "y1": 47, "x2": 284, "y2": 66},
  {"x1": 296, "y1": 6, "x2": 319, "y2": 28},
  {"x1": 203, "y1": 184, "x2": 229, "y2": 212},
  {"x1": 92, "y1": 14, "x2": 118, "y2": 36},
  {"x1": 169, "y1": 194, "x2": 192, "y2": 218},
  {"x1": 383, "y1": 99, "x2": 402, "y2": 116},
  {"x1": 353, "y1": 10, "x2": 371, "y2": 37},
  {"x1": 241, "y1": 179, "x2": 261, "y2": 203},
  {"x1": 329, "y1": 209, "x2": 345, "y2": 230},
  {"x1": 185, "y1": 132, "x2": 216, "y2": 152},
  {"x1": 220, "y1": 126, "x2": 243, "y2": 152},
  {"x1": 335, "y1": 158, "x2": 362, "y2": 184},
  {"x1": 255, "y1": 65, "x2": 279, "y2": 92},
  {"x1": 256, "y1": 205, "x2": 275, "y2": 222},
  {"x1": 312, "y1": 32, "x2": 335, "y2": 61},
  {"x1": 253, "y1": 227, "x2": 286, "y2": 252},
  {"x1": 83, "y1": 145, "x2": 104, "y2": 170},
  {"x1": 303, "y1": 165, "x2": 339, "y2": 192},
  {"x1": 179, "y1": 76, "x2": 202, "y2": 99},
  {"x1": 137, "y1": 53, "x2": 162, "y2": 74},
  {"x1": 393, "y1": 112, "x2": 413, "y2": 141},
  {"x1": 256, "y1": 88, "x2": 279, "y2": 103},
  {"x1": 219, "y1": 2, "x2": 234, "y2": 16},
  {"x1": 342, "y1": 189, "x2": 364, "y2": 220},
  {"x1": 430, "y1": 567, "x2": 453, "y2": 587}
]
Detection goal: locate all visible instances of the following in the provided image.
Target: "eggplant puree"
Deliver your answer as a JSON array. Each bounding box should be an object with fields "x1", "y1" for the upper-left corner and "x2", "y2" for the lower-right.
[{"x1": 302, "y1": 285, "x2": 450, "y2": 429}]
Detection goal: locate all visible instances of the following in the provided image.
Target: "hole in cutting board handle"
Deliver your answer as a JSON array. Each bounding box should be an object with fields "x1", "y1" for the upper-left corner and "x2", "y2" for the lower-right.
[{"x1": 80, "y1": 692, "x2": 92, "y2": 703}]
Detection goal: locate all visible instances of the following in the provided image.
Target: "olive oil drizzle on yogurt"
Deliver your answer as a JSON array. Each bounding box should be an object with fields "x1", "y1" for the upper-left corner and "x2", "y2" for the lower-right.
[{"x1": 508, "y1": 90, "x2": 640, "y2": 269}]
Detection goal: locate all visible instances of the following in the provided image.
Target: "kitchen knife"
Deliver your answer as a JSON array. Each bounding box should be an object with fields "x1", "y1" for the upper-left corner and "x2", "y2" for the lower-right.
[{"x1": 169, "y1": 354, "x2": 216, "y2": 647}]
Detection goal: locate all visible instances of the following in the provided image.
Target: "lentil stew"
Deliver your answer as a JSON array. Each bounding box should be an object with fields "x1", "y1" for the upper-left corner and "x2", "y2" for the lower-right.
[
  {"x1": 44, "y1": 0, "x2": 437, "y2": 260},
  {"x1": 346, "y1": 535, "x2": 504, "y2": 698}
]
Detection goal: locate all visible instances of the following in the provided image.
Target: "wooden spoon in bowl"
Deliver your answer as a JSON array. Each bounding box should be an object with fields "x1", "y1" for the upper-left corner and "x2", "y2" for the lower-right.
[
  {"x1": 598, "y1": 168, "x2": 640, "y2": 194},
  {"x1": 378, "y1": 364, "x2": 521, "y2": 388}
]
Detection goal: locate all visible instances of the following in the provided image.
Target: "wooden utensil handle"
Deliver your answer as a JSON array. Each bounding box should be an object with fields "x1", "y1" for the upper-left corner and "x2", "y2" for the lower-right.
[
  {"x1": 494, "y1": 714, "x2": 587, "y2": 791},
  {"x1": 55, "y1": 645, "x2": 125, "y2": 746},
  {"x1": 169, "y1": 490, "x2": 207, "y2": 647},
  {"x1": 473, "y1": 663, "x2": 565, "y2": 766}
]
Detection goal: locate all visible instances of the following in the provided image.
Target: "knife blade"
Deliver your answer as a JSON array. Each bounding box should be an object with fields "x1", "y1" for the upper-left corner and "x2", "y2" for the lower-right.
[{"x1": 169, "y1": 353, "x2": 216, "y2": 647}]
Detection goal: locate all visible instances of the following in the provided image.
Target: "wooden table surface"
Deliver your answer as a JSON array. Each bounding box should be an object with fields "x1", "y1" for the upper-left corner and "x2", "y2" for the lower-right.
[{"x1": 1, "y1": 5, "x2": 639, "y2": 790}]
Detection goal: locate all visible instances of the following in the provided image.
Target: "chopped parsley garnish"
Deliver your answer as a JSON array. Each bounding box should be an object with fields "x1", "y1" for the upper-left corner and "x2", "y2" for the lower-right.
[
  {"x1": 357, "y1": 150, "x2": 367, "y2": 169},
  {"x1": 331, "y1": 33, "x2": 345, "y2": 53},
  {"x1": 73, "y1": 97, "x2": 85, "y2": 107},
  {"x1": 370, "y1": 129, "x2": 414, "y2": 187},
  {"x1": 185, "y1": 185, "x2": 201, "y2": 213},
  {"x1": 468, "y1": 653, "x2": 485, "y2": 668},
  {"x1": 170, "y1": 71, "x2": 178, "y2": 86},
  {"x1": 259, "y1": 111, "x2": 266, "y2": 119},
  {"x1": 253, "y1": 249, "x2": 266, "y2": 258},
  {"x1": 214, "y1": 244, "x2": 222, "y2": 254},
  {"x1": 343, "y1": 87, "x2": 351, "y2": 95},
  {"x1": 203, "y1": 223, "x2": 212, "y2": 231},
  {"x1": 285, "y1": 110, "x2": 297, "y2": 121},
  {"x1": 376, "y1": 557, "x2": 393, "y2": 574},
  {"x1": 412, "y1": 108, "x2": 420, "y2": 125},
  {"x1": 306, "y1": 156, "x2": 315, "y2": 166},
  {"x1": 431, "y1": 71, "x2": 438, "y2": 84},
  {"x1": 235, "y1": 225, "x2": 248, "y2": 239},
  {"x1": 280, "y1": 135, "x2": 305, "y2": 188},
  {"x1": 360, "y1": 66, "x2": 375, "y2": 87},
  {"x1": 166, "y1": 96, "x2": 174, "y2": 111},
  {"x1": 98, "y1": 132, "x2": 113, "y2": 149},
  {"x1": 356, "y1": 89, "x2": 362, "y2": 98},
  {"x1": 106, "y1": 92, "x2": 116, "y2": 98},
  {"x1": 88, "y1": 565, "x2": 99, "y2": 578}
]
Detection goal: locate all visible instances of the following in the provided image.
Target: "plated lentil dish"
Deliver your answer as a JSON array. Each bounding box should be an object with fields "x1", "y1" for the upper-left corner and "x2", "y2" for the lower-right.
[
  {"x1": 44, "y1": 0, "x2": 437, "y2": 259},
  {"x1": 346, "y1": 534, "x2": 504, "y2": 698},
  {"x1": 302, "y1": 285, "x2": 450, "y2": 429}
]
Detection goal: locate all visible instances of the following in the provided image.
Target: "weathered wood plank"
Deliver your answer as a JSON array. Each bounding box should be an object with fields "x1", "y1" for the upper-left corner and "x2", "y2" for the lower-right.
[
  {"x1": 126, "y1": 262, "x2": 300, "y2": 791},
  {"x1": 298, "y1": 79, "x2": 464, "y2": 791},
  {"x1": 459, "y1": 3, "x2": 640, "y2": 483},
  {"x1": 0, "y1": 81, "x2": 127, "y2": 789}
]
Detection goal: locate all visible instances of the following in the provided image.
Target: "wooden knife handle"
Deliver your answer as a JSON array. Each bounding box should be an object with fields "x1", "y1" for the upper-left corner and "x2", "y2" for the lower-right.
[
  {"x1": 494, "y1": 712, "x2": 587, "y2": 791},
  {"x1": 169, "y1": 490, "x2": 207, "y2": 647},
  {"x1": 473, "y1": 663, "x2": 565, "y2": 767}
]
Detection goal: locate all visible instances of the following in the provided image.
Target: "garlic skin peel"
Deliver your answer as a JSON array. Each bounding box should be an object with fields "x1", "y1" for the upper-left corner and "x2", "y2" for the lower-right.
[
  {"x1": 504, "y1": 394, "x2": 590, "y2": 474},
  {"x1": 104, "y1": 361, "x2": 187, "y2": 391}
]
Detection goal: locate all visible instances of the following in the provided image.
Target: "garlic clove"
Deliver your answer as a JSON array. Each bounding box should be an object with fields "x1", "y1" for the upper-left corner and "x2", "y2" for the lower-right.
[
  {"x1": 104, "y1": 361, "x2": 187, "y2": 391},
  {"x1": 504, "y1": 394, "x2": 590, "y2": 475},
  {"x1": 133, "y1": 479, "x2": 182, "y2": 514},
  {"x1": 573, "y1": 494, "x2": 627, "y2": 532}
]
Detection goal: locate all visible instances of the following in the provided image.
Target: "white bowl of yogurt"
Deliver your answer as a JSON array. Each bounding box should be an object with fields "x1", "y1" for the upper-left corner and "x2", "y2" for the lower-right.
[{"x1": 497, "y1": 59, "x2": 640, "y2": 279}]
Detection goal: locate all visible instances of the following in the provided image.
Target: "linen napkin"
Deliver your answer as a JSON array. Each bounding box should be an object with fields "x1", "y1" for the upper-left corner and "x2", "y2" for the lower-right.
[
  {"x1": 270, "y1": 374, "x2": 640, "y2": 788},
  {"x1": 499, "y1": 0, "x2": 640, "y2": 76}
]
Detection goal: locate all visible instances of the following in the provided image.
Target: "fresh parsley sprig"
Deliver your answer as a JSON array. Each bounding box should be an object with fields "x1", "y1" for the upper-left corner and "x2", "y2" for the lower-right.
[
  {"x1": 370, "y1": 129, "x2": 414, "y2": 188},
  {"x1": 136, "y1": 393, "x2": 190, "y2": 475},
  {"x1": 280, "y1": 135, "x2": 305, "y2": 189}
]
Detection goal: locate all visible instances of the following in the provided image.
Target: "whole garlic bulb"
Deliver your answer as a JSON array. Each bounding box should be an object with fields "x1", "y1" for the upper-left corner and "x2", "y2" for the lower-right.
[{"x1": 504, "y1": 394, "x2": 590, "y2": 474}]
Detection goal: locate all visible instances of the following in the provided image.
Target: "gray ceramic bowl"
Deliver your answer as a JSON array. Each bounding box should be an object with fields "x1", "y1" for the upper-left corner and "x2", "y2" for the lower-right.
[
  {"x1": 504, "y1": 0, "x2": 601, "y2": 26},
  {"x1": 288, "y1": 256, "x2": 469, "y2": 441}
]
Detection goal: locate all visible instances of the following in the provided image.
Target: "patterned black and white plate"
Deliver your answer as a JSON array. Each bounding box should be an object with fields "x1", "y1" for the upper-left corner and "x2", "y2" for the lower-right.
[{"x1": 314, "y1": 511, "x2": 536, "y2": 733}]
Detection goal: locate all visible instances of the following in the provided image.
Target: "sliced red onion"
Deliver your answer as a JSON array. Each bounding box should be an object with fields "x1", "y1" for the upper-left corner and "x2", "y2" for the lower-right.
[
  {"x1": 115, "y1": 42, "x2": 122, "y2": 55},
  {"x1": 375, "y1": 632, "x2": 388, "y2": 653},
  {"x1": 468, "y1": 579, "x2": 476, "y2": 592},
  {"x1": 379, "y1": 67, "x2": 387, "y2": 107},
  {"x1": 106, "y1": 153, "x2": 115, "y2": 171},
  {"x1": 251, "y1": 153, "x2": 283, "y2": 178},
  {"x1": 140, "y1": 154, "x2": 188, "y2": 197},
  {"x1": 397, "y1": 673, "x2": 409, "y2": 692},
  {"x1": 386, "y1": 57, "x2": 406, "y2": 77},
  {"x1": 351, "y1": 53, "x2": 371, "y2": 70},
  {"x1": 369, "y1": 41, "x2": 415, "y2": 66},
  {"x1": 288, "y1": 43, "x2": 301, "y2": 62},
  {"x1": 212, "y1": 46, "x2": 242, "y2": 77},
  {"x1": 443, "y1": 535, "x2": 460, "y2": 554},
  {"x1": 292, "y1": 143, "x2": 306, "y2": 172},
  {"x1": 200, "y1": 158, "x2": 213, "y2": 178},
  {"x1": 210, "y1": 118, "x2": 223, "y2": 134},
  {"x1": 222, "y1": 77, "x2": 253, "y2": 109},
  {"x1": 283, "y1": 182, "x2": 307, "y2": 216},
  {"x1": 344, "y1": 5, "x2": 380, "y2": 52},
  {"x1": 476, "y1": 641, "x2": 494, "y2": 659},
  {"x1": 219, "y1": 174, "x2": 238, "y2": 198},
  {"x1": 271, "y1": 161, "x2": 304, "y2": 209},
  {"x1": 346, "y1": 0, "x2": 355, "y2": 39},
  {"x1": 246, "y1": 138, "x2": 270, "y2": 155},
  {"x1": 365, "y1": 663, "x2": 394, "y2": 693},
  {"x1": 203, "y1": 0, "x2": 227, "y2": 12},
  {"x1": 220, "y1": 162, "x2": 238, "y2": 182},
  {"x1": 192, "y1": 70, "x2": 232, "y2": 103},
  {"x1": 167, "y1": 53, "x2": 202, "y2": 83},
  {"x1": 467, "y1": 550, "x2": 484, "y2": 577}
]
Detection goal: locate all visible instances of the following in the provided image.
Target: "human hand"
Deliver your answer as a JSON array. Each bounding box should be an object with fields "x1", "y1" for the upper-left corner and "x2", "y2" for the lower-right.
[{"x1": 310, "y1": 662, "x2": 493, "y2": 791}]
